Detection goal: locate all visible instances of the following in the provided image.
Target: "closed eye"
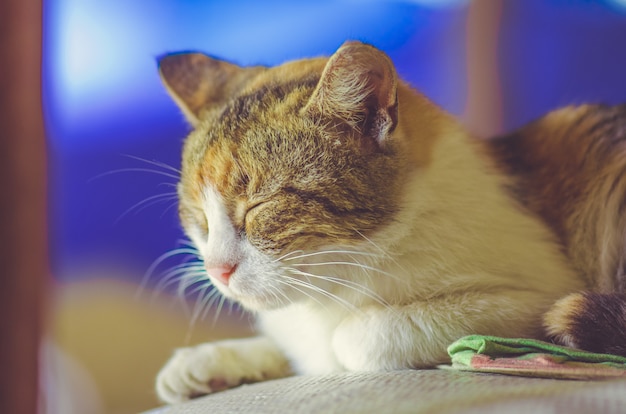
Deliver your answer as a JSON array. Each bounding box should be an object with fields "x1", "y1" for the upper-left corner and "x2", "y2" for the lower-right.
[
  {"x1": 247, "y1": 201, "x2": 265, "y2": 214},
  {"x1": 245, "y1": 201, "x2": 265, "y2": 222},
  {"x1": 240, "y1": 201, "x2": 265, "y2": 235}
]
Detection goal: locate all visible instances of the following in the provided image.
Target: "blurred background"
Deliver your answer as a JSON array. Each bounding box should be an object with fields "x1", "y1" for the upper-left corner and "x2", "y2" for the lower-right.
[{"x1": 42, "y1": 0, "x2": 626, "y2": 413}]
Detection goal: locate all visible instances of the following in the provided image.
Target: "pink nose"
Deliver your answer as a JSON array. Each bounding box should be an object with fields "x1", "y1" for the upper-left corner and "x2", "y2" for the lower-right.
[{"x1": 205, "y1": 264, "x2": 237, "y2": 286}]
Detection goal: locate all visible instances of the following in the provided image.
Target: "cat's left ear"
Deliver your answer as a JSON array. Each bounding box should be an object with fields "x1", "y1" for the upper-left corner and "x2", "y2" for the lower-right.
[
  {"x1": 158, "y1": 52, "x2": 264, "y2": 126},
  {"x1": 304, "y1": 41, "x2": 398, "y2": 149}
]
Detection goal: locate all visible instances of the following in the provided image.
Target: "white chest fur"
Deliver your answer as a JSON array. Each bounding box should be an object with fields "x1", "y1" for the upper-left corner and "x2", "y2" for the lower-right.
[{"x1": 258, "y1": 304, "x2": 346, "y2": 374}]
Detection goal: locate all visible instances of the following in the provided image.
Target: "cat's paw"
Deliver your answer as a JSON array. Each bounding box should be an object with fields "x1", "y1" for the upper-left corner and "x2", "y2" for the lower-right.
[
  {"x1": 156, "y1": 337, "x2": 291, "y2": 404},
  {"x1": 156, "y1": 339, "x2": 278, "y2": 404},
  {"x1": 544, "y1": 293, "x2": 586, "y2": 348},
  {"x1": 544, "y1": 292, "x2": 626, "y2": 356},
  {"x1": 156, "y1": 342, "x2": 246, "y2": 403}
]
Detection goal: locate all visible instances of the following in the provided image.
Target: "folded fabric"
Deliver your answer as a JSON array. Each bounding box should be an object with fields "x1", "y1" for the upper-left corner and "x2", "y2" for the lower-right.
[{"x1": 444, "y1": 335, "x2": 626, "y2": 380}]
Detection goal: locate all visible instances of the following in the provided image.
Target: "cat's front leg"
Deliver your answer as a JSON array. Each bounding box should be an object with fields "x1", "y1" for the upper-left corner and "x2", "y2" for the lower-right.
[
  {"x1": 332, "y1": 291, "x2": 547, "y2": 371},
  {"x1": 156, "y1": 336, "x2": 291, "y2": 404}
]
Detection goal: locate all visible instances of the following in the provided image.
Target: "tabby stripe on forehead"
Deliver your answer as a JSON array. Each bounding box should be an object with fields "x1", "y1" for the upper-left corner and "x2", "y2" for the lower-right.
[
  {"x1": 283, "y1": 186, "x2": 376, "y2": 218},
  {"x1": 219, "y1": 77, "x2": 321, "y2": 124},
  {"x1": 220, "y1": 96, "x2": 256, "y2": 127},
  {"x1": 260, "y1": 230, "x2": 338, "y2": 252}
]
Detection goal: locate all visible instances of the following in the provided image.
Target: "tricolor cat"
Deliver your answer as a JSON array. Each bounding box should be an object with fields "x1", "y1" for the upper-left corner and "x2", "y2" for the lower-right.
[{"x1": 154, "y1": 41, "x2": 626, "y2": 404}]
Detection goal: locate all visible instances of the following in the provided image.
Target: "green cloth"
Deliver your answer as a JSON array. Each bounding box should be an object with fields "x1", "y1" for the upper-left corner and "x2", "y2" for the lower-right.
[
  {"x1": 449, "y1": 335, "x2": 626, "y2": 366},
  {"x1": 445, "y1": 335, "x2": 626, "y2": 379}
]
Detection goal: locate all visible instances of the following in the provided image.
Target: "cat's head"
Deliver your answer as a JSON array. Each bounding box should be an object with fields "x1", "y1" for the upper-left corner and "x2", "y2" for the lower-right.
[{"x1": 158, "y1": 41, "x2": 419, "y2": 310}]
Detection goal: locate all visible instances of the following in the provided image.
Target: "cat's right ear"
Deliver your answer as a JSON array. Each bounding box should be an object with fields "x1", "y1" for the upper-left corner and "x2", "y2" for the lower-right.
[
  {"x1": 158, "y1": 53, "x2": 264, "y2": 126},
  {"x1": 303, "y1": 41, "x2": 398, "y2": 150}
]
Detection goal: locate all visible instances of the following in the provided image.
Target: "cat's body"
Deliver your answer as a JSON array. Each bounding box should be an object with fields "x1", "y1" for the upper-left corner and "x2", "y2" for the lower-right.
[{"x1": 154, "y1": 42, "x2": 626, "y2": 404}]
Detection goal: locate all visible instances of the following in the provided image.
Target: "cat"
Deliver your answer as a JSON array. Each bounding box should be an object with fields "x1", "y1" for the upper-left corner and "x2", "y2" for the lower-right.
[{"x1": 154, "y1": 41, "x2": 626, "y2": 404}]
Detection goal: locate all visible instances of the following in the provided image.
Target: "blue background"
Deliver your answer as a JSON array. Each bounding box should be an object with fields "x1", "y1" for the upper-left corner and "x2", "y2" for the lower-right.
[{"x1": 43, "y1": 0, "x2": 626, "y2": 286}]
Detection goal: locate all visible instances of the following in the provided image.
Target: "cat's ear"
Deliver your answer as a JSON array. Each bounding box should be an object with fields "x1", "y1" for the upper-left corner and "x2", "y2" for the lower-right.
[
  {"x1": 304, "y1": 41, "x2": 398, "y2": 148},
  {"x1": 158, "y1": 52, "x2": 264, "y2": 126}
]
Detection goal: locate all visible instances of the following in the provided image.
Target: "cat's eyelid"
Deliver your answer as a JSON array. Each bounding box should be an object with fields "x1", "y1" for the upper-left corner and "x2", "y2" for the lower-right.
[
  {"x1": 234, "y1": 199, "x2": 265, "y2": 233},
  {"x1": 242, "y1": 199, "x2": 269, "y2": 226},
  {"x1": 247, "y1": 200, "x2": 265, "y2": 212}
]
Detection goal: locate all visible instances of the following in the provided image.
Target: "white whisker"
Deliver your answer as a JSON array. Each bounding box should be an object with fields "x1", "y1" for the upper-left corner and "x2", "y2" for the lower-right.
[
  {"x1": 137, "y1": 246, "x2": 202, "y2": 299},
  {"x1": 121, "y1": 154, "x2": 181, "y2": 175},
  {"x1": 154, "y1": 267, "x2": 205, "y2": 295},
  {"x1": 282, "y1": 249, "x2": 382, "y2": 262},
  {"x1": 160, "y1": 200, "x2": 181, "y2": 219},
  {"x1": 115, "y1": 192, "x2": 178, "y2": 224},
  {"x1": 182, "y1": 277, "x2": 213, "y2": 297},
  {"x1": 185, "y1": 287, "x2": 220, "y2": 342},
  {"x1": 268, "y1": 275, "x2": 295, "y2": 305},
  {"x1": 190, "y1": 286, "x2": 221, "y2": 328},
  {"x1": 213, "y1": 295, "x2": 229, "y2": 326},
  {"x1": 353, "y1": 229, "x2": 385, "y2": 254},
  {"x1": 274, "y1": 277, "x2": 328, "y2": 310},
  {"x1": 89, "y1": 167, "x2": 180, "y2": 182},
  {"x1": 280, "y1": 275, "x2": 362, "y2": 315},
  {"x1": 176, "y1": 272, "x2": 210, "y2": 296},
  {"x1": 273, "y1": 249, "x2": 306, "y2": 263},
  {"x1": 189, "y1": 283, "x2": 212, "y2": 324},
  {"x1": 289, "y1": 260, "x2": 404, "y2": 283},
  {"x1": 354, "y1": 229, "x2": 408, "y2": 274},
  {"x1": 287, "y1": 268, "x2": 391, "y2": 310}
]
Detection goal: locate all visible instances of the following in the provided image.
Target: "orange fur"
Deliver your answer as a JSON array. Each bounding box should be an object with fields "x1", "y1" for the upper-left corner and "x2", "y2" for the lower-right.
[
  {"x1": 155, "y1": 41, "x2": 626, "y2": 404},
  {"x1": 487, "y1": 104, "x2": 626, "y2": 290},
  {"x1": 164, "y1": 41, "x2": 626, "y2": 351}
]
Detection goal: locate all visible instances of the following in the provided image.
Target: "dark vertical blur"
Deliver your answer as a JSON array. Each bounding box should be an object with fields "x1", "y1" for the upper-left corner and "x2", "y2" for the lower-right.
[{"x1": 0, "y1": 0, "x2": 47, "y2": 413}]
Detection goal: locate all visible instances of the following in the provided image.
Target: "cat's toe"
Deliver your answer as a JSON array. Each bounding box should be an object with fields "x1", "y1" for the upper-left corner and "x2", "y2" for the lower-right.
[
  {"x1": 544, "y1": 292, "x2": 585, "y2": 349},
  {"x1": 155, "y1": 344, "x2": 240, "y2": 404},
  {"x1": 156, "y1": 347, "x2": 211, "y2": 404}
]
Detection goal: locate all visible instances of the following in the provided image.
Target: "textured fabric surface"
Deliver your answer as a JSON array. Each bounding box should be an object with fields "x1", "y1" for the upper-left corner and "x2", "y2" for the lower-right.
[{"x1": 145, "y1": 370, "x2": 626, "y2": 414}]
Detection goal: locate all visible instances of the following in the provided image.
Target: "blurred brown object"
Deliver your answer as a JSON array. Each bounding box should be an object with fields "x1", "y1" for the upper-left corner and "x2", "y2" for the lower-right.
[
  {"x1": 0, "y1": 0, "x2": 47, "y2": 413},
  {"x1": 464, "y1": 0, "x2": 503, "y2": 137}
]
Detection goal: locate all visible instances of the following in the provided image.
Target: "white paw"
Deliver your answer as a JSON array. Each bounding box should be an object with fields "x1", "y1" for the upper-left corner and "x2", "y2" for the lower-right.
[
  {"x1": 156, "y1": 337, "x2": 291, "y2": 404},
  {"x1": 156, "y1": 342, "x2": 261, "y2": 404}
]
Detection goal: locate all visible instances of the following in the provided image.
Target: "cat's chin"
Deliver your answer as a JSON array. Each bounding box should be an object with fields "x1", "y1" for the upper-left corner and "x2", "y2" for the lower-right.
[
  {"x1": 233, "y1": 295, "x2": 290, "y2": 312},
  {"x1": 212, "y1": 282, "x2": 290, "y2": 312}
]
